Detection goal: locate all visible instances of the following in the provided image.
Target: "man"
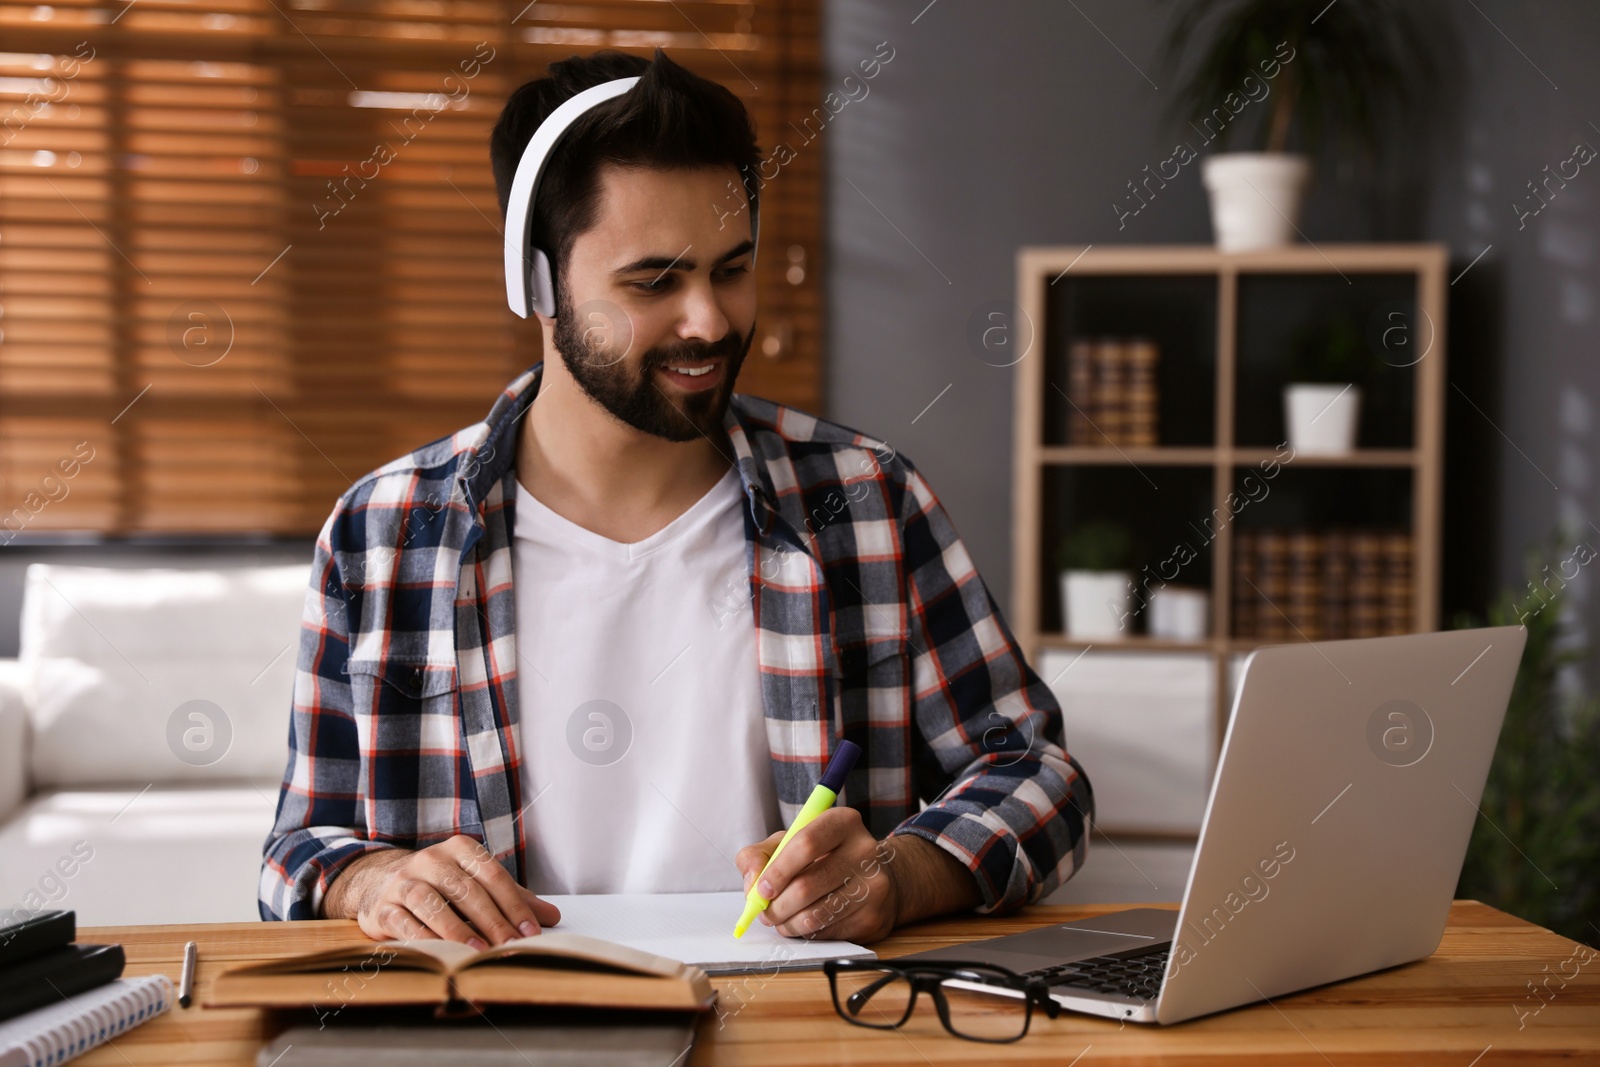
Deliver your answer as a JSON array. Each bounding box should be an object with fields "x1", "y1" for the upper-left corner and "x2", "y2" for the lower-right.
[{"x1": 261, "y1": 48, "x2": 1092, "y2": 948}]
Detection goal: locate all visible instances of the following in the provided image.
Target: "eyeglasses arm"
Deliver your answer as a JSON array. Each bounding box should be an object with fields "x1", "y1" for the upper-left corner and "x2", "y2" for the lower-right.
[{"x1": 843, "y1": 969, "x2": 907, "y2": 1015}]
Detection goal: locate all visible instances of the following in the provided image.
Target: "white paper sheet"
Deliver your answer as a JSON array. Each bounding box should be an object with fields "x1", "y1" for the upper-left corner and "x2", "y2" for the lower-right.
[{"x1": 539, "y1": 892, "x2": 877, "y2": 975}]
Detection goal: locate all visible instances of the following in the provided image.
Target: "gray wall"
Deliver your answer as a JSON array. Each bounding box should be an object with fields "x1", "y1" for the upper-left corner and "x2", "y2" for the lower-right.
[
  {"x1": 822, "y1": 0, "x2": 1600, "y2": 691},
  {"x1": 1427, "y1": 0, "x2": 1600, "y2": 696}
]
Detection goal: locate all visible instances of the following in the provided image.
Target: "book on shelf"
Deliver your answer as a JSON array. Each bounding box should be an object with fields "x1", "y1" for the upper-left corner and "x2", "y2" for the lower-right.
[
  {"x1": 1349, "y1": 531, "x2": 1385, "y2": 639},
  {"x1": 1067, "y1": 338, "x2": 1096, "y2": 445},
  {"x1": 1232, "y1": 527, "x2": 1412, "y2": 640},
  {"x1": 1321, "y1": 529, "x2": 1350, "y2": 640},
  {"x1": 1125, "y1": 338, "x2": 1159, "y2": 447},
  {"x1": 1286, "y1": 530, "x2": 1324, "y2": 641},
  {"x1": 1256, "y1": 528, "x2": 1291, "y2": 640},
  {"x1": 1381, "y1": 532, "x2": 1413, "y2": 636},
  {"x1": 1092, "y1": 337, "x2": 1126, "y2": 445},
  {"x1": 1232, "y1": 528, "x2": 1257, "y2": 638},
  {"x1": 206, "y1": 932, "x2": 716, "y2": 1014},
  {"x1": 1065, "y1": 336, "x2": 1160, "y2": 447}
]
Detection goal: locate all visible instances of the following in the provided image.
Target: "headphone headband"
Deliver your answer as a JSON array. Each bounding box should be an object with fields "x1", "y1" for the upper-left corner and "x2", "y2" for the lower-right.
[{"x1": 502, "y1": 74, "x2": 760, "y2": 319}]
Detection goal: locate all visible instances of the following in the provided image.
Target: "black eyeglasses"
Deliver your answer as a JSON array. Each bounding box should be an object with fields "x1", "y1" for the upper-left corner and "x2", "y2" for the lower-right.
[{"x1": 823, "y1": 958, "x2": 1061, "y2": 1043}]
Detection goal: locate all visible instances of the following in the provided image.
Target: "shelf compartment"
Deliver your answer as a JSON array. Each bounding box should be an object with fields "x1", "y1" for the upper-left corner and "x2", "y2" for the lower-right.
[
  {"x1": 1040, "y1": 647, "x2": 1215, "y2": 836},
  {"x1": 1042, "y1": 274, "x2": 1217, "y2": 448},
  {"x1": 1234, "y1": 272, "x2": 1421, "y2": 450},
  {"x1": 1228, "y1": 464, "x2": 1414, "y2": 530},
  {"x1": 1037, "y1": 465, "x2": 1216, "y2": 639}
]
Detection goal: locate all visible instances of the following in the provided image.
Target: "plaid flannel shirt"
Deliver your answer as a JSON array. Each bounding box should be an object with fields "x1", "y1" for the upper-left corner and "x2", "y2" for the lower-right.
[{"x1": 260, "y1": 363, "x2": 1093, "y2": 921}]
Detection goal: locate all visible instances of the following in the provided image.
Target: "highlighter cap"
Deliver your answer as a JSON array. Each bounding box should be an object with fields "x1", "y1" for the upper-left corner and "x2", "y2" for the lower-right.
[{"x1": 818, "y1": 739, "x2": 862, "y2": 793}]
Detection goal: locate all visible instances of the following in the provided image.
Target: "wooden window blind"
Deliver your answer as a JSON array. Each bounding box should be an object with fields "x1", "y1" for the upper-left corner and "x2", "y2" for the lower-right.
[{"x1": 0, "y1": 0, "x2": 821, "y2": 535}]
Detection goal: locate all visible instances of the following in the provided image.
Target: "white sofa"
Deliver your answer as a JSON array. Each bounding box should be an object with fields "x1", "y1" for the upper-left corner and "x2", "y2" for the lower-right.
[{"x1": 0, "y1": 563, "x2": 308, "y2": 925}]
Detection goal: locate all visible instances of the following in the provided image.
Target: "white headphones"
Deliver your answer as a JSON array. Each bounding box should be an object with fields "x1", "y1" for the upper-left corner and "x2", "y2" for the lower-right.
[{"x1": 503, "y1": 74, "x2": 761, "y2": 319}]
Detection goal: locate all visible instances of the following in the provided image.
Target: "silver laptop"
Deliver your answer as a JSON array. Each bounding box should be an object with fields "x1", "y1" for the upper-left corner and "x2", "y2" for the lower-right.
[{"x1": 901, "y1": 625, "x2": 1527, "y2": 1025}]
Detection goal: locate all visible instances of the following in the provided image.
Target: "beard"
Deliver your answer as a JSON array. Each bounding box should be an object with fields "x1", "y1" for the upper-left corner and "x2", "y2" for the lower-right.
[{"x1": 552, "y1": 285, "x2": 753, "y2": 443}]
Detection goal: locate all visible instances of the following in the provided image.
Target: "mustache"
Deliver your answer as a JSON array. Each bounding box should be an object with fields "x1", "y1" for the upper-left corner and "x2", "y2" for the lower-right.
[{"x1": 639, "y1": 326, "x2": 750, "y2": 371}]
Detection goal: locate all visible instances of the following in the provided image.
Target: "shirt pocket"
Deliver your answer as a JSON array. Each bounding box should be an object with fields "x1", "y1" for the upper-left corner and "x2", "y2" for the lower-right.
[
  {"x1": 343, "y1": 656, "x2": 466, "y2": 844},
  {"x1": 346, "y1": 656, "x2": 460, "y2": 705},
  {"x1": 831, "y1": 636, "x2": 910, "y2": 721}
]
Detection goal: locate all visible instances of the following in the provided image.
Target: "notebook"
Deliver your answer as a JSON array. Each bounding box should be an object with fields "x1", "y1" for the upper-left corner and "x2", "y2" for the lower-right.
[
  {"x1": 0, "y1": 975, "x2": 173, "y2": 1067},
  {"x1": 539, "y1": 891, "x2": 877, "y2": 975},
  {"x1": 0, "y1": 910, "x2": 74, "y2": 970},
  {"x1": 0, "y1": 944, "x2": 126, "y2": 1025},
  {"x1": 257, "y1": 1015, "x2": 697, "y2": 1067}
]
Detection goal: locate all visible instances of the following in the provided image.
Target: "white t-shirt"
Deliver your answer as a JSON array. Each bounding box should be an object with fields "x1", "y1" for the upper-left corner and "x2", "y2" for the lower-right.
[{"x1": 511, "y1": 465, "x2": 781, "y2": 895}]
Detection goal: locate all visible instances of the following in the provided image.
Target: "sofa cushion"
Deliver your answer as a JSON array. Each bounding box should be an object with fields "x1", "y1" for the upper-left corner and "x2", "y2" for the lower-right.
[
  {"x1": 0, "y1": 782, "x2": 279, "y2": 924},
  {"x1": 0, "y1": 659, "x2": 27, "y2": 824},
  {"x1": 19, "y1": 563, "x2": 310, "y2": 787}
]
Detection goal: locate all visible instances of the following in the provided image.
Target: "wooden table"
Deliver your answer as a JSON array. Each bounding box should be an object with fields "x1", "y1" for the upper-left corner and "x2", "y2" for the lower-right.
[{"x1": 76, "y1": 901, "x2": 1600, "y2": 1065}]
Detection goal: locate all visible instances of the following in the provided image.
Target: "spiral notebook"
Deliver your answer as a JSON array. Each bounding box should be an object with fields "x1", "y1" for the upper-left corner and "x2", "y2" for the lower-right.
[{"x1": 0, "y1": 975, "x2": 173, "y2": 1067}]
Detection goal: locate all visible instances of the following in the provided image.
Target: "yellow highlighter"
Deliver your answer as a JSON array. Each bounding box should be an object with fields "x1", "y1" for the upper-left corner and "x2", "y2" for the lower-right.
[{"x1": 734, "y1": 739, "x2": 862, "y2": 938}]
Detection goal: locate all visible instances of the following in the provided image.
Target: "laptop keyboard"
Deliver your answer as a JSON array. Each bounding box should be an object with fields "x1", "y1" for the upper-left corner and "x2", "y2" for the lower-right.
[{"x1": 1025, "y1": 945, "x2": 1171, "y2": 1002}]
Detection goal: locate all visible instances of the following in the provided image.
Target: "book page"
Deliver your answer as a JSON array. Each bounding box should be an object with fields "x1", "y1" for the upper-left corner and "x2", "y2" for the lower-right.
[
  {"x1": 537, "y1": 892, "x2": 877, "y2": 975},
  {"x1": 382, "y1": 938, "x2": 483, "y2": 972},
  {"x1": 480, "y1": 931, "x2": 687, "y2": 978},
  {"x1": 234, "y1": 940, "x2": 454, "y2": 976}
]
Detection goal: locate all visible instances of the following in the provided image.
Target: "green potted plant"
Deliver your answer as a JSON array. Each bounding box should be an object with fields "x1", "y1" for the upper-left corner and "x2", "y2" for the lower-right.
[
  {"x1": 1159, "y1": 0, "x2": 1439, "y2": 251},
  {"x1": 1283, "y1": 309, "x2": 1380, "y2": 453},
  {"x1": 1055, "y1": 520, "x2": 1135, "y2": 638},
  {"x1": 1452, "y1": 534, "x2": 1600, "y2": 946}
]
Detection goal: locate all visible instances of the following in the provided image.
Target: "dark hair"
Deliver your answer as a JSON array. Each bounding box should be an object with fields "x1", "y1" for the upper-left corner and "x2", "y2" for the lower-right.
[{"x1": 490, "y1": 48, "x2": 761, "y2": 302}]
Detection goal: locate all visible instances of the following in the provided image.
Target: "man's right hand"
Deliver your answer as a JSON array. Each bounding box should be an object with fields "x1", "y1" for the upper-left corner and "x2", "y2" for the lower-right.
[{"x1": 322, "y1": 835, "x2": 560, "y2": 949}]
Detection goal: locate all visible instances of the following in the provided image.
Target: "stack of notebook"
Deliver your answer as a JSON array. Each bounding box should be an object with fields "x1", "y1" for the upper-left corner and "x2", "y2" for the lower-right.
[{"x1": 0, "y1": 910, "x2": 172, "y2": 1067}]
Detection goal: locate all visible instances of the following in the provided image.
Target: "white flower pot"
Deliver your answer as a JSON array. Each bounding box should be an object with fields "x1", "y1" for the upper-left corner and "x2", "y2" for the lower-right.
[
  {"x1": 1285, "y1": 382, "x2": 1361, "y2": 454},
  {"x1": 1200, "y1": 153, "x2": 1311, "y2": 252},
  {"x1": 1149, "y1": 585, "x2": 1209, "y2": 641},
  {"x1": 1061, "y1": 570, "x2": 1133, "y2": 638}
]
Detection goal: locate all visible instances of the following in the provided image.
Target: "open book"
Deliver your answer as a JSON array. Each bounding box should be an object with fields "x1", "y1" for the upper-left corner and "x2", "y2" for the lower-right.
[{"x1": 207, "y1": 931, "x2": 713, "y2": 1013}]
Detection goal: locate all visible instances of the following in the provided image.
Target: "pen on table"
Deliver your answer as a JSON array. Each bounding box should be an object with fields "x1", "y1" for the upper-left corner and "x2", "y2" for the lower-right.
[
  {"x1": 734, "y1": 739, "x2": 862, "y2": 938},
  {"x1": 178, "y1": 940, "x2": 197, "y2": 1008}
]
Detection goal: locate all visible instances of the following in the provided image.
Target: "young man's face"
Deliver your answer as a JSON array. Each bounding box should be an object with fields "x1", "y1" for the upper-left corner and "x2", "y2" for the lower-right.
[{"x1": 548, "y1": 163, "x2": 757, "y2": 442}]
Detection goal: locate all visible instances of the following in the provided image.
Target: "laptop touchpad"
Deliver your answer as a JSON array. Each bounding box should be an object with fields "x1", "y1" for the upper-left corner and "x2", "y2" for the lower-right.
[{"x1": 899, "y1": 908, "x2": 1179, "y2": 972}]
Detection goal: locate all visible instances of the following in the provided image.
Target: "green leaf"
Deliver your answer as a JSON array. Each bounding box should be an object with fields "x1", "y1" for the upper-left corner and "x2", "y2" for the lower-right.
[
  {"x1": 1157, "y1": 0, "x2": 1443, "y2": 160},
  {"x1": 1056, "y1": 519, "x2": 1134, "y2": 572}
]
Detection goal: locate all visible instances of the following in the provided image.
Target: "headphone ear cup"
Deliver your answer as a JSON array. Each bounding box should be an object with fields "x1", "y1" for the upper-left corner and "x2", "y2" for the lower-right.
[{"x1": 529, "y1": 246, "x2": 556, "y2": 318}]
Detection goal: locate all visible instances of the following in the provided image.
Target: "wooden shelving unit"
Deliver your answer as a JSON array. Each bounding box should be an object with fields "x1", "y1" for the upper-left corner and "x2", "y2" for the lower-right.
[{"x1": 1011, "y1": 243, "x2": 1448, "y2": 835}]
